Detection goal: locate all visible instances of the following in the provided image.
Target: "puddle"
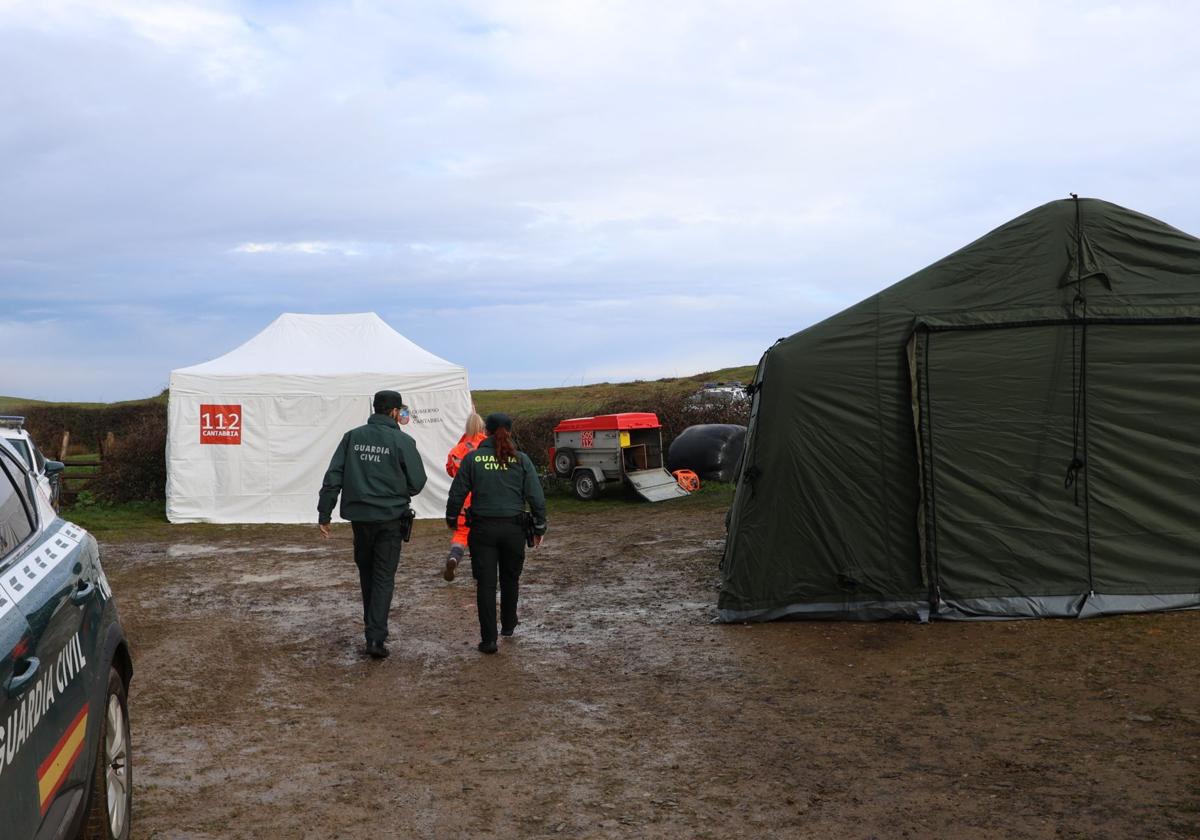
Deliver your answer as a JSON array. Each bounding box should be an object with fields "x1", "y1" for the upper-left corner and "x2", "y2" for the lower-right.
[
  {"x1": 168, "y1": 542, "x2": 329, "y2": 559},
  {"x1": 238, "y1": 572, "x2": 290, "y2": 584},
  {"x1": 167, "y1": 543, "x2": 257, "y2": 558}
]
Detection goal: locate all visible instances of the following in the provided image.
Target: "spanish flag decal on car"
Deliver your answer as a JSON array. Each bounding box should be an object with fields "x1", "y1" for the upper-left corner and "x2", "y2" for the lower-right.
[{"x1": 38, "y1": 706, "x2": 88, "y2": 814}]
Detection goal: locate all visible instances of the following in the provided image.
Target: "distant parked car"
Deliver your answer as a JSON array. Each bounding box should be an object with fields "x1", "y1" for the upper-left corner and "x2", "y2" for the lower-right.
[
  {"x1": 0, "y1": 415, "x2": 64, "y2": 509},
  {"x1": 684, "y1": 382, "x2": 749, "y2": 412},
  {"x1": 0, "y1": 438, "x2": 133, "y2": 839}
]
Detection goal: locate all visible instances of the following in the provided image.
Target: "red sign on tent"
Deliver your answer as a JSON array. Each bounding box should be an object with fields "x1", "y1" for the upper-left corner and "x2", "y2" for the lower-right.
[{"x1": 200, "y1": 404, "x2": 242, "y2": 445}]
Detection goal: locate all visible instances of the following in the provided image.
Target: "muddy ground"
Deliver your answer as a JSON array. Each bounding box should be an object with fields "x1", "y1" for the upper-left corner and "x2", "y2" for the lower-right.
[{"x1": 101, "y1": 503, "x2": 1199, "y2": 839}]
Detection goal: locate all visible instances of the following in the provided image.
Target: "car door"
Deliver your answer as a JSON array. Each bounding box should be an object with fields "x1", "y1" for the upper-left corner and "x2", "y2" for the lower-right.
[
  {"x1": 0, "y1": 446, "x2": 95, "y2": 835},
  {"x1": 0, "y1": 446, "x2": 47, "y2": 838}
]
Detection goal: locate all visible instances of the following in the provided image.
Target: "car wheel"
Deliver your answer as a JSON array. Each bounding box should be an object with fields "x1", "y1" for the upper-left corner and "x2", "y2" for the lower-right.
[
  {"x1": 553, "y1": 448, "x2": 576, "y2": 478},
  {"x1": 81, "y1": 667, "x2": 131, "y2": 840},
  {"x1": 572, "y1": 471, "x2": 599, "y2": 501}
]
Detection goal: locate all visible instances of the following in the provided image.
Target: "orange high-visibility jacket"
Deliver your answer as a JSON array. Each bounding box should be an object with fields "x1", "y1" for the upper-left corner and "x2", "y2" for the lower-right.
[
  {"x1": 446, "y1": 433, "x2": 488, "y2": 478},
  {"x1": 447, "y1": 433, "x2": 487, "y2": 546}
]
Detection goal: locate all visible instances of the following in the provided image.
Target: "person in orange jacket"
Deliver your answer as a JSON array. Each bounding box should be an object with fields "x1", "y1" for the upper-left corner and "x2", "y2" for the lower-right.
[{"x1": 443, "y1": 412, "x2": 487, "y2": 581}]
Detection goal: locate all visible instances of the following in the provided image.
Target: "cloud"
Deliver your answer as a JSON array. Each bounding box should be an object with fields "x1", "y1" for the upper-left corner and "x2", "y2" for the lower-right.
[
  {"x1": 232, "y1": 240, "x2": 370, "y2": 256},
  {"x1": 0, "y1": 0, "x2": 275, "y2": 89},
  {"x1": 3, "y1": 0, "x2": 1200, "y2": 400}
]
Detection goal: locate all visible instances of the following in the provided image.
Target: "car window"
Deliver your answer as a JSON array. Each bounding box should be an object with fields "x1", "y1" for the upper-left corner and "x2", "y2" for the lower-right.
[
  {"x1": 0, "y1": 455, "x2": 35, "y2": 559},
  {"x1": 32, "y1": 442, "x2": 45, "y2": 471},
  {"x1": 5, "y1": 438, "x2": 33, "y2": 470}
]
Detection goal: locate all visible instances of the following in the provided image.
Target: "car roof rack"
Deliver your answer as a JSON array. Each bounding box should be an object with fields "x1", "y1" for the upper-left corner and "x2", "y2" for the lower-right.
[{"x1": 0, "y1": 416, "x2": 26, "y2": 429}]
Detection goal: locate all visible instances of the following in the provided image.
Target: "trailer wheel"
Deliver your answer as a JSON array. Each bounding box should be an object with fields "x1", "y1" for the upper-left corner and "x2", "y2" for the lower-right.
[
  {"x1": 553, "y1": 448, "x2": 577, "y2": 478},
  {"x1": 572, "y1": 470, "x2": 599, "y2": 501}
]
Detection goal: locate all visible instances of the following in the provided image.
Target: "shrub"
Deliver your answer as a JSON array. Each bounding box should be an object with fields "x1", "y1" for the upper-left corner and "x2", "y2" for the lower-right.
[
  {"x1": 19, "y1": 402, "x2": 167, "y2": 458},
  {"x1": 511, "y1": 387, "x2": 751, "y2": 470},
  {"x1": 90, "y1": 412, "x2": 168, "y2": 503}
]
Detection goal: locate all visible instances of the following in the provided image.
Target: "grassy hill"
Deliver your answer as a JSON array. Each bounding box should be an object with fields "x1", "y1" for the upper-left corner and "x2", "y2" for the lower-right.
[
  {"x1": 2, "y1": 367, "x2": 757, "y2": 418},
  {"x1": 472, "y1": 365, "x2": 755, "y2": 417},
  {"x1": 0, "y1": 393, "x2": 167, "y2": 414}
]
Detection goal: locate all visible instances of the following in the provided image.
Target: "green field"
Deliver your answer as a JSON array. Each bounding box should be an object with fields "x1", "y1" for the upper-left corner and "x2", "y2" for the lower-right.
[
  {"x1": 63, "y1": 481, "x2": 735, "y2": 536},
  {"x1": 2, "y1": 366, "x2": 756, "y2": 418},
  {"x1": 0, "y1": 395, "x2": 94, "y2": 413},
  {"x1": 0, "y1": 393, "x2": 167, "y2": 413},
  {"x1": 472, "y1": 365, "x2": 755, "y2": 416}
]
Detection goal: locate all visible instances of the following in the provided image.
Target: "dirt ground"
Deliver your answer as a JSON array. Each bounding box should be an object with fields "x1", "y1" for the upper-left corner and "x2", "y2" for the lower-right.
[{"x1": 101, "y1": 504, "x2": 1200, "y2": 839}]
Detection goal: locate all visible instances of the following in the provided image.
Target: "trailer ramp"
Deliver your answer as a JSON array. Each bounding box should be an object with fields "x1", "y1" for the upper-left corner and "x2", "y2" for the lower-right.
[{"x1": 627, "y1": 468, "x2": 690, "y2": 502}]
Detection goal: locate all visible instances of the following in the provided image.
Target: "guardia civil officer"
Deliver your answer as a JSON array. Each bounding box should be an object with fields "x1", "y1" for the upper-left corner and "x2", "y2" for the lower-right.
[
  {"x1": 318, "y1": 390, "x2": 427, "y2": 659},
  {"x1": 446, "y1": 412, "x2": 547, "y2": 654}
]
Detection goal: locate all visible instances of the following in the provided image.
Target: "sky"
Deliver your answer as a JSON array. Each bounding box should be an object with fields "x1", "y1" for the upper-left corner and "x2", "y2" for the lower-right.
[{"x1": 3, "y1": 0, "x2": 1199, "y2": 401}]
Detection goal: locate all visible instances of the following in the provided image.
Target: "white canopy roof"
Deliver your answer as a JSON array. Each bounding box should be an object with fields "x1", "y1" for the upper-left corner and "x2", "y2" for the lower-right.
[{"x1": 171, "y1": 313, "x2": 467, "y2": 395}]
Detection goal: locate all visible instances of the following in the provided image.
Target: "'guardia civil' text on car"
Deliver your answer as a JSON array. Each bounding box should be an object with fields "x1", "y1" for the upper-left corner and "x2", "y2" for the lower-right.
[{"x1": 0, "y1": 438, "x2": 133, "y2": 839}]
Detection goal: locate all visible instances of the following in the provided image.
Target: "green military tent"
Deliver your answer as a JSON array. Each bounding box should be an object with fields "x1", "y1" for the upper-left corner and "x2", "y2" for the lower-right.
[{"x1": 719, "y1": 197, "x2": 1200, "y2": 622}]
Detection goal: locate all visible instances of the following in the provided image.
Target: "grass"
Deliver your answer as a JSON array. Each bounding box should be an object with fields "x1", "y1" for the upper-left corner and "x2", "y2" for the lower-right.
[
  {"x1": 0, "y1": 392, "x2": 168, "y2": 414},
  {"x1": 60, "y1": 501, "x2": 169, "y2": 534},
  {"x1": 0, "y1": 395, "x2": 56, "y2": 412},
  {"x1": 3, "y1": 367, "x2": 755, "y2": 419},
  {"x1": 59, "y1": 482, "x2": 735, "y2": 535},
  {"x1": 472, "y1": 365, "x2": 755, "y2": 417},
  {"x1": 544, "y1": 478, "x2": 734, "y2": 514}
]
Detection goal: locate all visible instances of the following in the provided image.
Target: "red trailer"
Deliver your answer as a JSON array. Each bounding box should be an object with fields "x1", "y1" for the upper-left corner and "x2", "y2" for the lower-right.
[{"x1": 549, "y1": 413, "x2": 690, "y2": 502}]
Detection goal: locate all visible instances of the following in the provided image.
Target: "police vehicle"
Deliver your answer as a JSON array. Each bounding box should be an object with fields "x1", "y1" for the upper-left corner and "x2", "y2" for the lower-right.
[
  {"x1": 0, "y1": 438, "x2": 133, "y2": 839},
  {"x1": 0, "y1": 416, "x2": 64, "y2": 510}
]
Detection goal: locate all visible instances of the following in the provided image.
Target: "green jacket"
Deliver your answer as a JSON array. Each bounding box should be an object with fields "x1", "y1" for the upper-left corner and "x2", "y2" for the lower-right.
[
  {"x1": 446, "y1": 437, "x2": 547, "y2": 532},
  {"x1": 318, "y1": 414, "x2": 427, "y2": 523}
]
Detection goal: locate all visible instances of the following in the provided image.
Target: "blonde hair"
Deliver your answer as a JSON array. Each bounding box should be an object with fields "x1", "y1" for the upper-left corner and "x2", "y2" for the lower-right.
[{"x1": 464, "y1": 412, "x2": 485, "y2": 437}]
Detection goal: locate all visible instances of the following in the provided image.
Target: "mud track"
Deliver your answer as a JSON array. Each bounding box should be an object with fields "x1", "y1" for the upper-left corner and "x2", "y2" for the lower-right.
[{"x1": 103, "y1": 506, "x2": 1200, "y2": 838}]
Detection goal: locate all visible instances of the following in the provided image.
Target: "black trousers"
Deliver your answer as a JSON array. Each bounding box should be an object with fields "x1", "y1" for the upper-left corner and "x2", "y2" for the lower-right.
[
  {"x1": 468, "y1": 517, "x2": 526, "y2": 643},
  {"x1": 351, "y1": 518, "x2": 404, "y2": 643}
]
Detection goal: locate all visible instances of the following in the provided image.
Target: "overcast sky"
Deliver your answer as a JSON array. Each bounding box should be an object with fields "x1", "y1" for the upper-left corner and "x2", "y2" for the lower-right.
[{"x1": 3, "y1": 0, "x2": 1199, "y2": 401}]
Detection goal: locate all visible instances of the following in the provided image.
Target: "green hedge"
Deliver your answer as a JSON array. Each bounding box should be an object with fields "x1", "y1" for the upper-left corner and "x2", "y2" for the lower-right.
[
  {"x1": 510, "y1": 388, "x2": 750, "y2": 469},
  {"x1": 15, "y1": 402, "x2": 168, "y2": 504},
  {"x1": 89, "y1": 412, "x2": 168, "y2": 503},
  {"x1": 18, "y1": 402, "x2": 167, "y2": 457}
]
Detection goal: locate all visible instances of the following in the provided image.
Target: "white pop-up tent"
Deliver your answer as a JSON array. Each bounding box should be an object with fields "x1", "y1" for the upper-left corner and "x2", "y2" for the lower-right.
[{"x1": 167, "y1": 313, "x2": 472, "y2": 523}]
